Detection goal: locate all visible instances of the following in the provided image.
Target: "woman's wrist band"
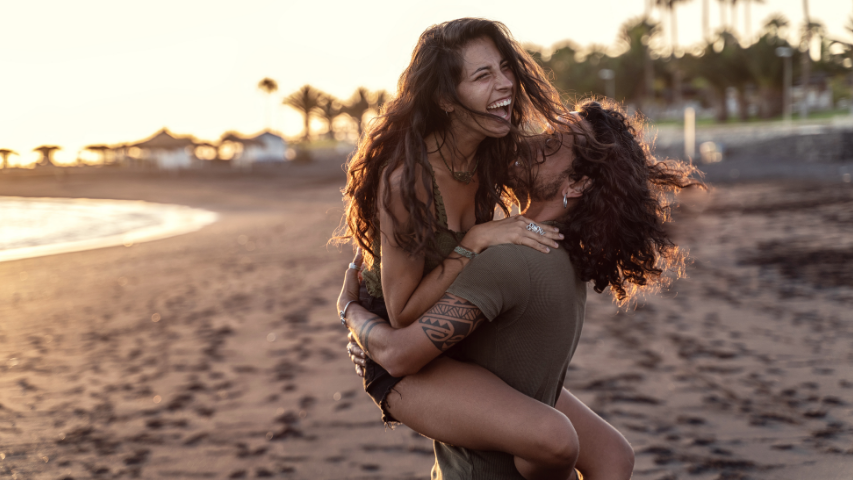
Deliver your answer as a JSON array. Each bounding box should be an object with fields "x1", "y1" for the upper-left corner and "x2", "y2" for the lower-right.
[
  {"x1": 340, "y1": 299, "x2": 358, "y2": 327},
  {"x1": 453, "y1": 245, "x2": 477, "y2": 260}
]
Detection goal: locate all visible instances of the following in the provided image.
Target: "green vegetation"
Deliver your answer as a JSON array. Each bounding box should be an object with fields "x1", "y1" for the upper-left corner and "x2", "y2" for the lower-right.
[{"x1": 530, "y1": 9, "x2": 852, "y2": 124}]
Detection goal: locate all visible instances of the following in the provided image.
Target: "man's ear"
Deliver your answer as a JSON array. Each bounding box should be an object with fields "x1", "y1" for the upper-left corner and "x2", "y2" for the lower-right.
[{"x1": 564, "y1": 176, "x2": 591, "y2": 199}]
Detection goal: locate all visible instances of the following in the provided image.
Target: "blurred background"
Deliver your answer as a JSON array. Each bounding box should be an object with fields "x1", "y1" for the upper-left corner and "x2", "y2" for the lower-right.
[
  {"x1": 1, "y1": 0, "x2": 851, "y2": 169},
  {"x1": 1, "y1": 1, "x2": 852, "y2": 479}
]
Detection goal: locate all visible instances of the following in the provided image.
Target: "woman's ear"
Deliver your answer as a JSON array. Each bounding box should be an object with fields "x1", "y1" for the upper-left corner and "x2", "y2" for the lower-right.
[
  {"x1": 564, "y1": 176, "x2": 591, "y2": 199},
  {"x1": 436, "y1": 93, "x2": 455, "y2": 114}
]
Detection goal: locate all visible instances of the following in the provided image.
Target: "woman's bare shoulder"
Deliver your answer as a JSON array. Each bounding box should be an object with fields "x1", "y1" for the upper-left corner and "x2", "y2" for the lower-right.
[{"x1": 380, "y1": 161, "x2": 431, "y2": 203}]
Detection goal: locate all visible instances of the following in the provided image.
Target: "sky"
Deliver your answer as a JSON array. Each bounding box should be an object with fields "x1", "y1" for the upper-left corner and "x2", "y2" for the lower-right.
[{"x1": 1, "y1": 0, "x2": 851, "y2": 166}]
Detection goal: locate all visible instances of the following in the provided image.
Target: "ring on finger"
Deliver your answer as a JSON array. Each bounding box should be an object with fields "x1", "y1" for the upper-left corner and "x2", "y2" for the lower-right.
[
  {"x1": 348, "y1": 262, "x2": 359, "y2": 270},
  {"x1": 526, "y1": 222, "x2": 545, "y2": 236}
]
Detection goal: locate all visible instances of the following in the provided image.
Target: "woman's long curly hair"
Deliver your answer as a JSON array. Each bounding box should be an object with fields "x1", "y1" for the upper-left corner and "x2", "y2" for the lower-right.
[
  {"x1": 558, "y1": 99, "x2": 705, "y2": 306},
  {"x1": 336, "y1": 18, "x2": 569, "y2": 269}
]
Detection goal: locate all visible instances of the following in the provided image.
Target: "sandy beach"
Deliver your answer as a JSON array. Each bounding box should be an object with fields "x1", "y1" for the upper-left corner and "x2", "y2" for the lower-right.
[{"x1": 1, "y1": 158, "x2": 852, "y2": 479}]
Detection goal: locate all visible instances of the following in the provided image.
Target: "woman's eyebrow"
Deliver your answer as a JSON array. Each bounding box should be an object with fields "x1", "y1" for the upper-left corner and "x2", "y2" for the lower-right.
[
  {"x1": 469, "y1": 58, "x2": 507, "y2": 78},
  {"x1": 470, "y1": 65, "x2": 492, "y2": 77}
]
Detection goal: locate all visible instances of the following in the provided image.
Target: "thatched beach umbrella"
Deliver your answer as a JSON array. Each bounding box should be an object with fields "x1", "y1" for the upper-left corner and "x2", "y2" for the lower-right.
[
  {"x1": 0, "y1": 149, "x2": 17, "y2": 168},
  {"x1": 33, "y1": 145, "x2": 61, "y2": 166},
  {"x1": 84, "y1": 144, "x2": 111, "y2": 164}
]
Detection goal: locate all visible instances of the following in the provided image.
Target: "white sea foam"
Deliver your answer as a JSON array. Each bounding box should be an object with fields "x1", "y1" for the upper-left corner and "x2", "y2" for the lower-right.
[{"x1": 0, "y1": 197, "x2": 218, "y2": 263}]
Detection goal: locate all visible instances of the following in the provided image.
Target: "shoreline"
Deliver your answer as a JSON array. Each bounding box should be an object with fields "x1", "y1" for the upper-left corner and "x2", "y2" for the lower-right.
[{"x1": 0, "y1": 196, "x2": 219, "y2": 263}]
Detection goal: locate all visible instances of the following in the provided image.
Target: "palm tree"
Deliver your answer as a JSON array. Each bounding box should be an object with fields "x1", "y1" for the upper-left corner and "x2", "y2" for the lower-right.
[
  {"x1": 618, "y1": 16, "x2": 661, "y2": 108},
  {"x1": 729, "y1": 0, "x2": 739, "y2": 38},
  {"x1": 343, "y1": 88, "x2": 372, "y2": 137},
  {"x1": 717, "y1": 0, "x2": 728, "y2": 31},
  {"x1": 656, "y1": 0, "x2": 692, "y2": 109},
  {"x1": 257, "y1": 77, "x2": 278, "y2": 130},
  {"x1": 372, "y1": 90, "x2": 392, "y2": 114},
  {"x1": 284, "y1": 85, "x2": 321, "y2": 141},
  {"x1": 316, "y1": 92, "x2": 342, "y2": 139},
  {"x1": 799, "y1": 0, "x2": 817, "y2": 119},
  {"x1": 742, "y1": 0, "x2": 764, "y2": 41},
  {"x1": 746, "y1": 15, "x2": 792, "y2": 118},
  {"x1": 33, "y1": 145, "x2": 61, "y2": 167},
  {"x1": 687, "y1": 31, "x2": 753, "y2": 122},
  {"x1": 656, "y1": 0, "x2": 691, "y2": 55},
  {"x1": 0, "y1": 149, "x2": 17, "y2": 169}
]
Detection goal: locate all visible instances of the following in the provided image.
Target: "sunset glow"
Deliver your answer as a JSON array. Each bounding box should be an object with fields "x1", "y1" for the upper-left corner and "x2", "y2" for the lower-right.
[{"x1": 1, "y1": 0, "x2": 848, "y2": 166}]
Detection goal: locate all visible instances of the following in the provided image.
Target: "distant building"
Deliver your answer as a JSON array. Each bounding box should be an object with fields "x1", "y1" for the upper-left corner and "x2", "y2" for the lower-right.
[
  {"x1": 130, "y1": 129, "x2": 197, "y2": 170},
  {"x1": 221, "y1": 131, "x2": 286, "y2": 168}
]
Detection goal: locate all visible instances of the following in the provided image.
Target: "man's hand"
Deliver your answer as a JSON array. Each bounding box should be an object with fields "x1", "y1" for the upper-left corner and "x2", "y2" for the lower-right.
[{"x1": 346, "y1": 332, "x2": 368, "y2": 377}]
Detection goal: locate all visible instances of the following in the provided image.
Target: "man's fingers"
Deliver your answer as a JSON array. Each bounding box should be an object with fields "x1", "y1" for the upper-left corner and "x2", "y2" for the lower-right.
[
  {"x1": 355, "y1": 365, "x2": 365, "y2": 377},
  {"x1": 351, "y1": 346, "x2": 367, "y2": 359},
  {"x1": 347, "y1": 340, "x2": 366, "y2": 359}
]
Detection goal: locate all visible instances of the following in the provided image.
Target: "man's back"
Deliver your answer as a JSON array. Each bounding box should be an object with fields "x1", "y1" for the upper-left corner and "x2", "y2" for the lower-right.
[{"x1": 433, "y1": 243, "x2": 586, "y2": 479}]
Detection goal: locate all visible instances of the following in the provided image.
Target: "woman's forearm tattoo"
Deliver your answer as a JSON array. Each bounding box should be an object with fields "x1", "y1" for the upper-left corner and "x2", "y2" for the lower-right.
[{"x1": 419, "y1": 294, "x2": 485, "y2": 352}]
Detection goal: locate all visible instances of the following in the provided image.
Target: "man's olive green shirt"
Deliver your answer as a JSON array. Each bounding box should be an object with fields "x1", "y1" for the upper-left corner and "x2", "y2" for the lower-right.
[{"x1": 432, "y1": 243, "x2": 586, "y2": 480}]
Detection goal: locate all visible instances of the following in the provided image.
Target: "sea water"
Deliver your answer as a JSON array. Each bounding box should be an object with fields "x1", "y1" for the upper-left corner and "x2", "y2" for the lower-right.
[{"x1": 0, "y1": 197, "x2": 218, "y2": 262}]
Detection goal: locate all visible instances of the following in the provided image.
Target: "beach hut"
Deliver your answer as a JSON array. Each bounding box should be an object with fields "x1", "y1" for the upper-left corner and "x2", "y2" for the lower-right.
[
  {"x1": 131, "y1": 129, "x2": 197, "y2": 170},
  {"x1": 223, "y1": 131, "x2": 286, "y2": 168}
]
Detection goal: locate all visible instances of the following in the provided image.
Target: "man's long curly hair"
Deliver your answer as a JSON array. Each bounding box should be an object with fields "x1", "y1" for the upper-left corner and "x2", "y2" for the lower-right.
[
  {"x1": 558, "y1": 99, "x2": 705, "y2": 306},
  {"x1": 336, "y1": 18, "x2": 569, "y2": 270}
]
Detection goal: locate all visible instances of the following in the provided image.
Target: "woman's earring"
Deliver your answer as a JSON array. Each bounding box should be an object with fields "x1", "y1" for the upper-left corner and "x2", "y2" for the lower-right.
[{"x1": 563, "y1": 193, "x2": 568, "y2": 209}]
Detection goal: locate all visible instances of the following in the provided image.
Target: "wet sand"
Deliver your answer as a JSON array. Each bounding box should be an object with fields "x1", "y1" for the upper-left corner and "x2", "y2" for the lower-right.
[{"x1": 0, "y1": 162, "x2": 851, "y2": 479}]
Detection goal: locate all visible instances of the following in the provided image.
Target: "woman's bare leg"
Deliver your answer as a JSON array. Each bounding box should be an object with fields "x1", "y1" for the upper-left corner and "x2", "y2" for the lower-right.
[
  {"x1": 386, "y1": 356, "x2": 579, "y2": 480},
  {"x1": 555, "y1": 388, "x2": 634, "y2": 480}
]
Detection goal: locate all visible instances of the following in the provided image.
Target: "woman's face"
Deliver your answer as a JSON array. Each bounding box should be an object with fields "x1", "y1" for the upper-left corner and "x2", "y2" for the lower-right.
[{"x1": 452, "y1": 36, "x2": 516, "y2": 138}]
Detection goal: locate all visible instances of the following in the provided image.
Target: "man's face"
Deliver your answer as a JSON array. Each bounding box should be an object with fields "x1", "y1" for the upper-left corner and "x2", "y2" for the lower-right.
[{"x1": 511, "y1": 132, "x2": 576, "y2": 202}]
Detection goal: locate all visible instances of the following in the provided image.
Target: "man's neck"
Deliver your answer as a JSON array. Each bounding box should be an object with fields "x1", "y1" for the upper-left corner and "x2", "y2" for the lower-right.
[{"x1": 521, "y1": 199, "x2": 569, "y2": 224}]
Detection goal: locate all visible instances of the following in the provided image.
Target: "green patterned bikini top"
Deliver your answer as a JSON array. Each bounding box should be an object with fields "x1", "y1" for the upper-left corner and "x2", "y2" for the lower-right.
[{"x1": 362, "y1": 162, "x2": 467, "y2": 299}]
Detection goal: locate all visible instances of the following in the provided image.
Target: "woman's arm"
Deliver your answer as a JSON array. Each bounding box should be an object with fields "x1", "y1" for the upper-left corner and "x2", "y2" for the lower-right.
[{"x1": 378, "y1": 165, "x2": 561, "y2": 328}]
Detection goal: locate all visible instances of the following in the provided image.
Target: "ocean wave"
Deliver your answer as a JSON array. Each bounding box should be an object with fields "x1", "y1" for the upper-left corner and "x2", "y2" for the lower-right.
[{"x1": 0, "y1": 197, "x2": 218, "y2": 262}]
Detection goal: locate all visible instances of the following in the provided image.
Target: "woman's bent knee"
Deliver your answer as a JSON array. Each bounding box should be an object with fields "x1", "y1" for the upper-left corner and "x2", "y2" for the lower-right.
[
  {"x1": 531, "y1": 411, "x2": 579, "y2": 469},
  {"x1": 585, "y1": 431, "x2": 634, "y2": 480},
  {"x1": 612, "y1": 440, "x2": 635, "y2": 479}
]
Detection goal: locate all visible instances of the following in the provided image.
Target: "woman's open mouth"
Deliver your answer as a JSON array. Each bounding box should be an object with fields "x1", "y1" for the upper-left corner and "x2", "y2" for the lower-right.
[{"x1": 486, "y1": 97, "x2": 512, "y2": 120}]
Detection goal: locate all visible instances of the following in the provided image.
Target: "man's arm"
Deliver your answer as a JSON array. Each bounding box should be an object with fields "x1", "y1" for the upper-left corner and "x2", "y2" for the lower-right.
[{"x1": 344, "y1": 293, "x2": 486, "y2": 377}]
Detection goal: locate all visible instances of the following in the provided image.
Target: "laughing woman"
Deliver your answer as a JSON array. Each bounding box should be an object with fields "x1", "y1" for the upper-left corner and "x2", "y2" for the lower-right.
[{"x1": 337, "y1": 18, "x2": 632, "y2": 480}]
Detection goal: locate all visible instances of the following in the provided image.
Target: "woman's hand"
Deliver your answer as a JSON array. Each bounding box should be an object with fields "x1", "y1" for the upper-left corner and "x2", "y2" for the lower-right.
[
  {"x1": 347, "y1": 332, "x2": 368, "y2": 377},
  {"x1": 461, "y1": 216, "x2": 563, "y2": 254},
  {"x1": 337, "y1": 248, "x2": 363, "y2": 314}
]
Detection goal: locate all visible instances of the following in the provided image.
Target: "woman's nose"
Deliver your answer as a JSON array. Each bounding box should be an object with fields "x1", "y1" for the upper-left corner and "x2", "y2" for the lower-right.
[{"x1": 496, "y1": 71, "x2": 513, "y2": 91}]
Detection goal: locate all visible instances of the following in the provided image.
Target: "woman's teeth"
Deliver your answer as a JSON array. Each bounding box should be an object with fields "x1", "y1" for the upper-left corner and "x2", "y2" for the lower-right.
[{"x1": 487, "y1": 99, "x2": 511, "y2": 119}]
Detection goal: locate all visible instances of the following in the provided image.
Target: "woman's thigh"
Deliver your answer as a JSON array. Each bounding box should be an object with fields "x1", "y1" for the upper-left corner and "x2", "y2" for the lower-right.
[{"x1": 385, "y1": 356, "x2": 575, "y2": 461}]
